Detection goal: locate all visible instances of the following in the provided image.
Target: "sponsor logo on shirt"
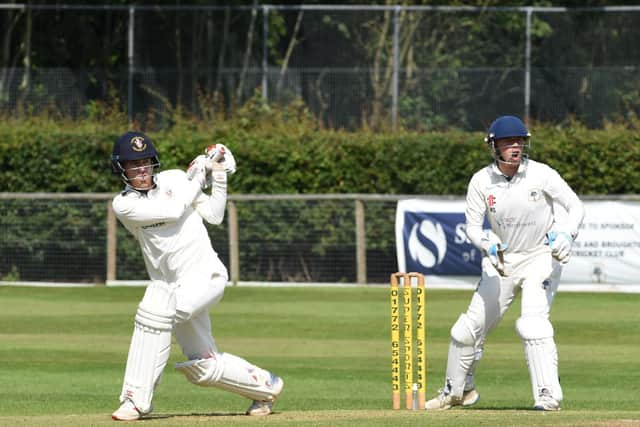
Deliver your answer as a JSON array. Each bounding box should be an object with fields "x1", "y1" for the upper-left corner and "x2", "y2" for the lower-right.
[
  {"x1": 487, "y1": 194, "x2": 497, "y2": 213},
  {"x1": 142, "y1": 222, "x2": 166, "y2": 229}
]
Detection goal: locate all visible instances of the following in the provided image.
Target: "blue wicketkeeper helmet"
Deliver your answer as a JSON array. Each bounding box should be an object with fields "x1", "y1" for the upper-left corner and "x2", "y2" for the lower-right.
[{"x1": 484, "y1": 116, "x2": 531, "y2": 164}]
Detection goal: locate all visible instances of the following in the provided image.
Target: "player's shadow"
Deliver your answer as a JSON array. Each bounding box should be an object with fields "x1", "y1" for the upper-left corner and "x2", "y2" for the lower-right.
[
  {"x1": 144, "y1": 411, "x2": 279, "y2": 420},
  {"x1": 469, "y1": 406, "x2": 539, "y2": 411}
]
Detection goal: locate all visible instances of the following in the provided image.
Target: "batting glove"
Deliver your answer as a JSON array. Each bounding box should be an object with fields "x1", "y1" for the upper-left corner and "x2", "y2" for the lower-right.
[
  {"x1": 186, "y1": 155, "x2": 209, "y2": 189},
  {"x1": 206, "y1": 144, "x2": 236, "y2": 175},
  {"x1": 546, "y1": 231, "x2": 574, "y2": 264}
]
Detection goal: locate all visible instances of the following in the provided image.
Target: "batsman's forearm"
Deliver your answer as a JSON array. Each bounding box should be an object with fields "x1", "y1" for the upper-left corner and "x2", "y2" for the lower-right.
[
  {"x1": 195, "y1": 187, "x2": 227, "y2": 225},
  {"x1": 182, "y1": 178, "x2": 203, "y2": 206},
  {"x1": 114, "y1": 196, "x2": 189, "y2": 225}
]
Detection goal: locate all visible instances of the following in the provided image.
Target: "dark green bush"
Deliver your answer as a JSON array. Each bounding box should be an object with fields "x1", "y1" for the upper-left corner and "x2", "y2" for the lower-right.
[
  {"x1": 1, "y1": 112, "x2": 637, "y2": 195},
  {"x1": 1, "y1": 109, "x2": 638, "y2": 282}
]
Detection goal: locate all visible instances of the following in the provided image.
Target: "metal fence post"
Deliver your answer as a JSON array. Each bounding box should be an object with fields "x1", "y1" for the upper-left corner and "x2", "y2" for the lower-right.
[
  {"x1": 127, "y1": 5, "x2": 135, "y2": 125},
  {"x1": 355, "y1": 199, "x2": 367, "y2": 285},
  {"x1": 524, "y1": 7, "x2": 532, "y2": 125},
  {"x1": 392, "y1": 5, "x2": 400, "y2": 131},
  {"x1": 262, "y1": 5, "x2": 269, "y2": 102}
]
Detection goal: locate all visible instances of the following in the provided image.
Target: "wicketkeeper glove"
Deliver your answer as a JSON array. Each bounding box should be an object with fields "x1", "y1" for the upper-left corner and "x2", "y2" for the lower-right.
[
  {"x1": 546, "y1": 231, "x2": 574, "y2": 264},
  {"x1": 487, "y1": 242, "x2": 508, "y2": 275},
  {"x1": 481, "y1": 231, "x2": 508, "y2": 275}
]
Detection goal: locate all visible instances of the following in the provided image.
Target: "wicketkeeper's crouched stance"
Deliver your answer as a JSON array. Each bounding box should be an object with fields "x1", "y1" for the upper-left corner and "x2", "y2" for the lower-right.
[
  {"x1": 425, "y1": 116, "x2": 584, "y2": 412},
  {"x1": 110, "y1": 132, "x2": 283, "y2": 421}
]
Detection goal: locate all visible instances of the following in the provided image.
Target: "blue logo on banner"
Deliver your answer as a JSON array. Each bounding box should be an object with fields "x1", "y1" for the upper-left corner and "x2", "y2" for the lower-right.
[{"x1": 403, "y1": 211, "x2": 486, "y2": 275}]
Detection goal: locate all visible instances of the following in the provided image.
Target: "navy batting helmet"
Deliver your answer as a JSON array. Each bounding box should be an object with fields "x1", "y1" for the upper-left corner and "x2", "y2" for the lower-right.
[{"x1": 111, "y1": 131, "x2": 161, "y2": 187}]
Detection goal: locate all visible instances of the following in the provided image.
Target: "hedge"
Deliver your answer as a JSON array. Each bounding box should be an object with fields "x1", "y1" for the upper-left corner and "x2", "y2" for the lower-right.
[
  {"x1": 1, "y1": 110, "x2": 638, "y2": 195},
  {"x1": 1, "y1": 107, "x2": 638, "y2": 282}
]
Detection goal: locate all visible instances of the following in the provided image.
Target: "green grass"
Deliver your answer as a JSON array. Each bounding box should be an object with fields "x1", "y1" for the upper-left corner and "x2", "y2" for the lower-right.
[{"x1": 0, "y1": 285, "x2": 638, "y2": 426}]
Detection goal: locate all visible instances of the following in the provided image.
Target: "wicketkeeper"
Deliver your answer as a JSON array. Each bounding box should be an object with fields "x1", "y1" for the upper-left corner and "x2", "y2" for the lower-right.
[
  {"x1": 425, "y1": 116, "x2": 584, "y2": 411},
  {"x1": 110, "y1": 131, "x2": 283, "y2": 421}
]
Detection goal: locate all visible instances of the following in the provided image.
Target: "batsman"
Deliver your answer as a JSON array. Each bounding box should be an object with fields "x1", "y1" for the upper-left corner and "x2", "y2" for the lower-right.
[
  {"x1": 109, "y1": 132, "x2": 283, "y2": 421},
  {"x1": 425, "y1": 116, "x2": 584, "y2": 411}
]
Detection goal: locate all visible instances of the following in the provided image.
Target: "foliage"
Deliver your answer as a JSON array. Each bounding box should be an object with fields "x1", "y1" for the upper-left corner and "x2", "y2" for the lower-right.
[
  {"x1": 2, "y1": 4, "x2": 640, "y2": 130},
  {"x1": 2, "y1": 106, "x2": 637, "y2": 196},
  {"x1": 0, "y1": 110, "x2": 638, "y2": 282}
]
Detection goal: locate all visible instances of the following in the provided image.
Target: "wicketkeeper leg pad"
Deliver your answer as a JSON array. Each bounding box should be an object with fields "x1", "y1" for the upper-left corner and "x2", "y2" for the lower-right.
[
  {"x1": 445, "y1": 314, "x2": 477, "y2": 397},
  {"x1": 465, "y1": 344, "x2": 484, "y2": 392},
  {"x1": 516, "y1": 315, "x2": 563, "y2": 402},
  {"x1": 175, "y1": 352, "x2": 283, "y2": 401},
  {"x1": 119, "y1": 280, "x2": 176, "y2": 413}
]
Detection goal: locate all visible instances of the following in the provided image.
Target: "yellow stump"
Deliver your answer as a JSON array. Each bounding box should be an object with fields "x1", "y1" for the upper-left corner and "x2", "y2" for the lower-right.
[
  {"x1": 390, "y1": 273, "x2": 401, "y2": 410},
  {"x1": 402, "y1": 279, "x2": 413, "y2": 410},
  {"x1": 390, "y1": 272, "x2": 427, "y2": 410},
  {"x1": 412, "y1": 272, "x2": 427, "y2": 410}
]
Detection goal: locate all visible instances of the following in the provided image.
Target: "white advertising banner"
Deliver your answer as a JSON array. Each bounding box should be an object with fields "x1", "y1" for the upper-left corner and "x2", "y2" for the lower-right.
[
  {"x1": 396, "y1": 199, "x2": 640, "y2": 292},
  {"x1": 561, "y1": 201, "x2": 640, "y2": 287}
]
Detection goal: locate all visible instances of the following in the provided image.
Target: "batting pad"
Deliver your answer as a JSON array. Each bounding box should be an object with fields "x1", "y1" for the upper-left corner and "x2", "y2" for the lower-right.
[
  {"x1": 120, "y1": 281, "x2": 176, "y2": 413},
  {"x1": 445, "y1": 314, "x2": 476, "y2": 397},
  {"x1": 175, "y1": 352, "x2": 282, "y2": 401}
]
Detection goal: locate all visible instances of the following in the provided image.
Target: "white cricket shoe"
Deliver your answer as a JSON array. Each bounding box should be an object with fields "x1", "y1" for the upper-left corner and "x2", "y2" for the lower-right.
[
  {"x1": 245, "y1": 375, "x2": 284, "y2": 416},
  {"x1": 246, "y1": 400, "x2": 274, "y2": 416},
  {"x1": 533, "y1": 389, "x2": 561, "y2": 411},
  {"x1": 424, "y1": 390, "x2": 463, "y2": 411},
  {"x1": 111, "y1": 399, "x2": 145, "y2": 421},
  {"x1": 462, "y1": 388, "x2": 480, "y2": 407}
]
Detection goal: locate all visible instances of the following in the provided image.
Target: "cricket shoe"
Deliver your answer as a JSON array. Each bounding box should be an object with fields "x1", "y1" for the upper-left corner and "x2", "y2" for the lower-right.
[
  {"x1": 462, "y1": 388, "x2": 480, "y2": 407},
  {"x1": 245, "y1": 375, "x2": 284, "y2": 416},
  {"x1": 533, "y1": 389, "x2": 561, "y2": 411},
  {"x1": 111, "y1": 399, "x2": 150, "y2": 421},
  {"x1": 424, "y1": 390, "x2": 464, "y2": 411}
]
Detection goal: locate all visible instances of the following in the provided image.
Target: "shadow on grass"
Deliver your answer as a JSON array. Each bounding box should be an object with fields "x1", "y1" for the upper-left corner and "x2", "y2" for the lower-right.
[
  {"x1": 144, "y1": 411, "x2": 283, "y2": 420},
  {"x1": 470, "y1": 406, "x2": 549, "y2": 411}
]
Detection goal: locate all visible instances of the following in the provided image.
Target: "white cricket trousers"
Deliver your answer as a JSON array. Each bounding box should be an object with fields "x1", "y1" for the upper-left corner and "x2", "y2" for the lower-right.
[
  {"x1": 468, "y1": 246, "x2": 561, "y2": 340},
  {"x1": 174, "y1": 274, "x2": 227, "y2": 359}
]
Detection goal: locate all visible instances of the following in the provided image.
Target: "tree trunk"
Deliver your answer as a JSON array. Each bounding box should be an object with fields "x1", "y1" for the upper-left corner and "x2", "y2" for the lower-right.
[
  {"x1": 0, "y1": 8, "x2": 23, "y2": 103},
  {"x1": 175, "y1": 4, "x2": 183, "y2": 110},
  {"x1": 215, "y1": 7, "x2": 231, "y2": 104},
  {"x1": 18, "y1": 7, "x2": 31, "y2": 96},
  {"x1": 369, "y1": 2, "x2": 420, "y2": 130},
  {"x1": 236, "y1": 0, "x2": 258, "y2": 103},
  {"x1": 206, "y1": 11, "x2": 213, "y2": 92},
  {"x1": 276, "y1": 9, "x2": 304, "y2": 99}
]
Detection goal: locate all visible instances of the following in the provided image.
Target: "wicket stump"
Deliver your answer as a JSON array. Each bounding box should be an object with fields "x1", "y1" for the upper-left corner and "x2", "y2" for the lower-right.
[{"x1": 390, "y1": 272, "x2": 426, "y2": 410}]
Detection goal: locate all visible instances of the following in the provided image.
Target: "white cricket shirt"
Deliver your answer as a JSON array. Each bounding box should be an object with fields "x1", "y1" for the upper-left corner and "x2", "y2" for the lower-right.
[
  {"x1": 465, "y1": 158, "x2": 584, "y2": 254},
  {"x1": 112, "y1": 169, "x2": 228, "y2": 284}
]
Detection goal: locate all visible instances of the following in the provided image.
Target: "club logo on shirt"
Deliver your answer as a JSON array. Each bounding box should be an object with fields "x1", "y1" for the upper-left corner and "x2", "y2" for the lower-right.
[
  {"x1": 528, "y1": 188, "x2": 542, "y2": 202},
  {"x1": 130, "y1": 136, "x2": 147, "y2": 152},
  {"x1": 487, "y1": 194, "x2": 497, "y2": 213}
]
